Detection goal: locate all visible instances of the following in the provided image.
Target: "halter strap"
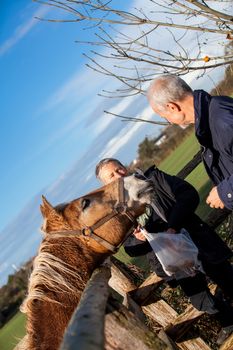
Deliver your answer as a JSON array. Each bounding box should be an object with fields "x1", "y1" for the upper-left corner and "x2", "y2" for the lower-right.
[{"x1": 46, "y1": 178, "x2": 138, "y2": 253}]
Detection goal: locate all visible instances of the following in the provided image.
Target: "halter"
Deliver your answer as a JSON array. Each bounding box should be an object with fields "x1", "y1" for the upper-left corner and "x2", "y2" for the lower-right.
[{"x1": 46, "y1": 178, "x2": 138, "y2": 253}]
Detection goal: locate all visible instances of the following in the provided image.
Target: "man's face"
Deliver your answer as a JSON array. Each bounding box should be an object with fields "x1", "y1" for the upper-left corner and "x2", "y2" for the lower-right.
[
  {"x1": 99, "y1": 162, "x2": 128, "y2": 185},
  {"x1": 152, "y1": 104, "x2": 187, "y2": 125}
]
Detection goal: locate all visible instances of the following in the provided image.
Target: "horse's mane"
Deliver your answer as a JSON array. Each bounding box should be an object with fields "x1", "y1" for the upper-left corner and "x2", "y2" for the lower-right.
[{"x1": 21, "y1": 241, "x2": 86, "y2": 314}]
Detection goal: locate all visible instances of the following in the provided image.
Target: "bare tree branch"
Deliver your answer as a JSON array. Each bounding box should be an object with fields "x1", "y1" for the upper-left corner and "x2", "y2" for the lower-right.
[
  {"x1": 185, "y1": 0, "x2": 233, "y2": 21},
  {"x1": 104, "y1": 110, "x2": 169, "y2": 125},
  {"x1": 34, "y1": 0, "x2": 233, "y2": 98}
]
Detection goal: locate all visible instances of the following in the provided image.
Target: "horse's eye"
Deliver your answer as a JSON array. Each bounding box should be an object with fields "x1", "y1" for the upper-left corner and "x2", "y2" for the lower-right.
[{"x1": 81, "y1": 198, "x2": 91, "y2": 211}]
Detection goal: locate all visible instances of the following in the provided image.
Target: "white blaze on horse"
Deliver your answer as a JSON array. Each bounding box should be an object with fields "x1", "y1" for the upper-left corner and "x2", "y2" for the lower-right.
[{"x1": 16, "y1": 175, "x2": 154, "y2": 350}]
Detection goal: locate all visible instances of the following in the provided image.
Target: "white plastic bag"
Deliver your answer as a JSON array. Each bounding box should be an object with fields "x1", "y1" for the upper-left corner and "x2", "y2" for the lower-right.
[{"x1": 142, "y1": 228, "x2": 203, "y2": 278}]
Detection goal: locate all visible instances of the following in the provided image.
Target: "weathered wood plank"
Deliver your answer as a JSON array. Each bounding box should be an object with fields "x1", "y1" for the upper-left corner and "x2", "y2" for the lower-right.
[
  {"x1": 220, "y1": 333, "x2": 233, "y2": 350},
  {"x1": 177, "y1": 338, "x2": 212, "y2": 350},
  {"x1": 105, "y1": 297, "x2": 169, "y2": 350},
  {"x1": 60, "y1": 266, "x2": 111, "y2": 350},
  {"x1": 130, "y1": 273, "x2": 164, "y2": 305},
  {"x1": 142, "y1": 300, "x2": 178, "y2": 328},
  {"x1": 165, "y1": 284, "x2": 216, "y2": 341},
  {"x1": 110, "y1": 258, "x2": 212, "y2": 349},
  {"x1": 159, "y1": 331, "x2": 211, "y2": 350},
  {"x1": 165, "y1": 304, "x2": 203, "y2": 340},
  {"x1": 110, "y1": 260, "x2": 211, "y2": 348},
  {"x1": 109, "y1": 258, "x2": 136, "y2": 298},
  {"x1": 142, "y1": 297, "x2": 211, "y2": 350},
  {"x1": 109, "y1": 257, "x2": 146, "y2": 321}
]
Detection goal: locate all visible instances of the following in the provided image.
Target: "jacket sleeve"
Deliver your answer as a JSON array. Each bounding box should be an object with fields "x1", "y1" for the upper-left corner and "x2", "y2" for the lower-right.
[
  {"x1": 164, "y1": 172, "x2": 200, "y2": 230},
  {"x1": 124, "y1": 241, "x2": 152, "y2": 256},
  {"x1": 210, "y1": 98, "x2": 233, "y2": 209}
]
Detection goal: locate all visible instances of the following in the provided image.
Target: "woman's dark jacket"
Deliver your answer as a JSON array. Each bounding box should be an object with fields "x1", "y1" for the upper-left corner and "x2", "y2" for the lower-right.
[
  {"x1": 194, "y1": 90, "x2": 233, "y2": 209},
  {"x1": 125, "y1": 166, "x2": 232, "y2": 265}
]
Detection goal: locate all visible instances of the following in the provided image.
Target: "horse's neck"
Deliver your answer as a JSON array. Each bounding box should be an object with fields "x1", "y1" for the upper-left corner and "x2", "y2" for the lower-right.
[{"x1": 25, "y1": 237, "x2": 105, "y2": 350}]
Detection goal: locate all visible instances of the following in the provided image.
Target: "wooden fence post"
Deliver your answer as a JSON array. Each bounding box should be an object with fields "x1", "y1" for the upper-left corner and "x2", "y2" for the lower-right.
[{"x1": 60, "y1": 266, "x2": 111, "y2": 350}]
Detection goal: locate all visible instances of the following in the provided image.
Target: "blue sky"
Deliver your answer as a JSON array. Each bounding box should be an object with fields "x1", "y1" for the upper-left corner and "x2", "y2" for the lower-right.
[{"x1": 1, "y1": 0, "x2": 135, "y2": 231}]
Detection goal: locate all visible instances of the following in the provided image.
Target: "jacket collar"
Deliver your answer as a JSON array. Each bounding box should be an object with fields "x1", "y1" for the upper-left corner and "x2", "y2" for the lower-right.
[{"x1": 194, "y1": 90, "x2": 213, "y2": 147}]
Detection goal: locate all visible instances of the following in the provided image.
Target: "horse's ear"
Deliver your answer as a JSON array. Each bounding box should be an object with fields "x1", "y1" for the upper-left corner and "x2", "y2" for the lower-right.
[{"x1": 40, "y1": 195, "x2": 57, "y2": 218}]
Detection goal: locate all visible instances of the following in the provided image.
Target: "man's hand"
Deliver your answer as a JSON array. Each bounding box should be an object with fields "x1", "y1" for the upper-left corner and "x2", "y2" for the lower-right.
[
  {"x1": 206, "y1": 186, "x2": 225, "y2": 209},
  {"x1": 133, "y1": 225, "x2": 147, "y2": 241}
]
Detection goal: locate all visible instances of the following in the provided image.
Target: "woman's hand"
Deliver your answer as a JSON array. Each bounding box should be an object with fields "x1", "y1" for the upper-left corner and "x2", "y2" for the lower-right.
[{"x1": 133, "y1": 225, "x2": 147, "y2": 241}]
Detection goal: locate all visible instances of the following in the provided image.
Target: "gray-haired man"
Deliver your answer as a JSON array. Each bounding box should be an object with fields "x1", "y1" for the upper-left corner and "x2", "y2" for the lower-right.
[{"x1": 148, "y1": 74, "x2": 233, "y2": 212}]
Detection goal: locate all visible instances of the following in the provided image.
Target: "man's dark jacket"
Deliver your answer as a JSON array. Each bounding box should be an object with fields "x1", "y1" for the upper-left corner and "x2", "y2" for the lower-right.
[
  {"x1": 125, "y1": 166, "x2": 232, "y2": 265},
  {"x1": 194, "y1": 90, "x2": 233, "y2": 209}
]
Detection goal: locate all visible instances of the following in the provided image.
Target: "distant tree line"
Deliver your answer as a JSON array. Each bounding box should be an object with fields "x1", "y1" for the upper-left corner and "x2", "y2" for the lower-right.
[
  {"x1": 128, "y1": 124, "x2": 194, "y2": 172},
  {"x1": 0, "y1": 260, "x2": 33, "y2": 327}
]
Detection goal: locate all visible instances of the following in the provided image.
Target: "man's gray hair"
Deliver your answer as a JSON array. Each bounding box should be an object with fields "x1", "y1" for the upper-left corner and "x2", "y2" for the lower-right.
[
  {"x1": 147, "y1": 74, "x2": 193, "y2": 111},
  {"x1": 95, "y1": 158, "x2": 125, "y2": 179}
]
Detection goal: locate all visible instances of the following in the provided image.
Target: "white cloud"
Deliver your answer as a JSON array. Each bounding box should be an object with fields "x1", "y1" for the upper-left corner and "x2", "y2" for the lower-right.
[
  {"x1": 99, "y1": 104, "x2": 155, "y2": 159},
  {"x1": 43, "y1": 66, "x2": 107, "y2": 112},
  {"x1": 94, "y1": 95, "x2": 136, "y2": 135},
  {"x1": 0, "y1": 6, "x2": 49, "y2": 57}
]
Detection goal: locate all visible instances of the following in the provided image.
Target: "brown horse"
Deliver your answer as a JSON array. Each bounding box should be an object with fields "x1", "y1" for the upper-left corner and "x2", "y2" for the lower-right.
[{"x1": 17, "y1": 176, "x2": 154, "y2": 350}]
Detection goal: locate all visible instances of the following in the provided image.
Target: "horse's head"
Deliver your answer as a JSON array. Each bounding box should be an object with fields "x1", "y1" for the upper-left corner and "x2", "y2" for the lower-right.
[{"x1": 40, "y1": 175, "x2": 154, "y2": 253}]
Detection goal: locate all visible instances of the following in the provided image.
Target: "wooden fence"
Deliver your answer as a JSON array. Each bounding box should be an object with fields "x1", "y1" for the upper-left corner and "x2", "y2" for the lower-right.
[{"x1": 60, "y1": 151, "x2": 233, "y2": 350}]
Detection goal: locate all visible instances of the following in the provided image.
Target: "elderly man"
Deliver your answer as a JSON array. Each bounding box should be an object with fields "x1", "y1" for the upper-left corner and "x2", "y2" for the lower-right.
[
  {"x1": 95, "y1": 158, "x2": 233, "y2": 345},
  {"x1": 147, "y1": 74, "x2": 233, "y2": 211}
]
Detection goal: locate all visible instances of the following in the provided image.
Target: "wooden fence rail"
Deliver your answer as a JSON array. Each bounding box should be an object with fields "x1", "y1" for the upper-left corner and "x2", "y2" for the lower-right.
[{"x1": 60, "y1": 266, "x2": 111, "y2": 350}]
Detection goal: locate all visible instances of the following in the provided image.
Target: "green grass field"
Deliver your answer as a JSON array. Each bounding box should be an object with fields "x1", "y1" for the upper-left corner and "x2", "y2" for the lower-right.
[
  {"x1": 159, "y1": 132, "x2": 200, "y2": 175},
  {"x1": 159, "y1": 132, "x2": 212, "y2": 220},
  {"x1": 0, "y1": 312, "x2": 26, "y2": 350}
]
